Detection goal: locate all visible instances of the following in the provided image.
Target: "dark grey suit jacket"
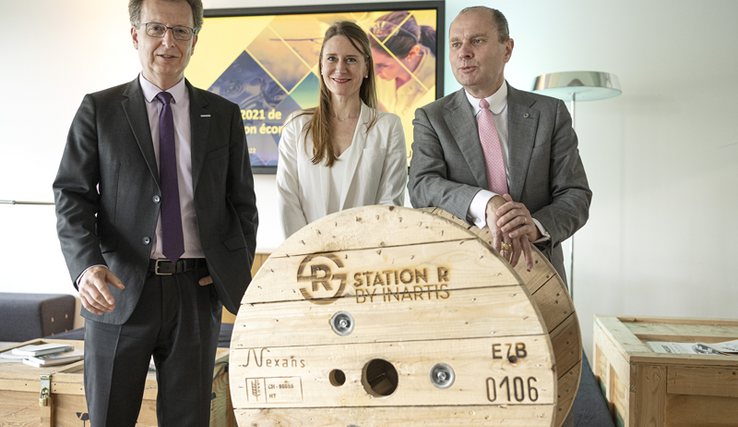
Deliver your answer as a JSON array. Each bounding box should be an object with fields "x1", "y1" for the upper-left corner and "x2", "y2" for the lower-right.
[
  {"x1": 408, "y1": 83, "x2": 592, "y2": 280},
  {"x1": 53, "y1": 78, "x2": 258, "y2": 324}
]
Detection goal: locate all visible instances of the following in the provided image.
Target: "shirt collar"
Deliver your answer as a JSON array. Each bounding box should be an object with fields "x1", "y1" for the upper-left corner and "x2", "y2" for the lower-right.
[
  {"x1": 139, "y1": 73, "x2": 187, "y2": 104},
  {"x1": 465, "y1": 81, "x2": 508, "y2": 116}
]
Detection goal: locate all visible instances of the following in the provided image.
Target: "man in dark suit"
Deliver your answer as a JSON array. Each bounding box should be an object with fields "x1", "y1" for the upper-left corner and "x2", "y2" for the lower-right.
[
  {"x1": 53, "y1": 0, "x2": 257, "y2": 425},
  {"x1": 409, "y1": 6, "x2": 591, "y2": 281}
]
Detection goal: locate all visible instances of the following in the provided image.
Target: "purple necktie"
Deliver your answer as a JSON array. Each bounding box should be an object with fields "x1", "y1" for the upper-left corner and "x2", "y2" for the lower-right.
[
  {"x1": 479, "y1": 98, "x2": 508, "y2": 195},
  {"x1": 156, "y1": 92, "x2": 185, "y2": 262}
]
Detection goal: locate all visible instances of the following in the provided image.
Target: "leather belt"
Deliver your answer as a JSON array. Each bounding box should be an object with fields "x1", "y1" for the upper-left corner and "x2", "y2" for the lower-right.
[{"x1": 149, "y1": 258, "x2": 206, "y2": 275}]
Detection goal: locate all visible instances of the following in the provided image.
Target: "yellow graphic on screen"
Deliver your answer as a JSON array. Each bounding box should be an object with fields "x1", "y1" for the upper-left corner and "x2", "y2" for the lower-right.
[{"x1": 187, "y1": 10, "x2": 437, "y2": 168}]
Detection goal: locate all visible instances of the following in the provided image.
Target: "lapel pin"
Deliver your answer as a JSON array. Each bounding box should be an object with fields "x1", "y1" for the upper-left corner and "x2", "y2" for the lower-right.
[
  {"x1": 201, "y1": 114, "x2": 211, "y2": 118},
  {"x1": 524, "y1": 113, "x2": 530, "y2": 118}
]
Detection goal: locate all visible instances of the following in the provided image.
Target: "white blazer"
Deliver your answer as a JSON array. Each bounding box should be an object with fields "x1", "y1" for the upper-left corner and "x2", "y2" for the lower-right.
[{"x1": 277, "y1": 102, "x2": 407, "y2": 238}]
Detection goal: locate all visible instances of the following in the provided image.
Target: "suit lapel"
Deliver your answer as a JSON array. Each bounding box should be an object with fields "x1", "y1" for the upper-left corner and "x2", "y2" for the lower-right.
[
  {"x1": 444, "y1": 89, "x2": 488, "y2": 189},
  {"x1": 122, "y1": 79, "x2": 159, "y2": 187},
  {"x1": 338, "y1": 102, "x2": 370, "y2": 210},
  {"x1": 506, "y1": 84, "x2": 539, "y2": 201},
  {"x1": 187, "y1": 80, "x2": 210, "y2": 190}
]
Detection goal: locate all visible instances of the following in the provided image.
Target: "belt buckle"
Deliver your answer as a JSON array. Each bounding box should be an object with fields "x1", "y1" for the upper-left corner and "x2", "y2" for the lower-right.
[{"x1": 154, "y1": 259, "x2": 174, "y2": 276}]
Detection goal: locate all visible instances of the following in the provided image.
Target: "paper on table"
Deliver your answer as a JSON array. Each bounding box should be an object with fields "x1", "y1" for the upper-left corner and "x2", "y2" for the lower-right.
[
  {"x1": 10, "y1": 343, "x2": 75, "y2": 357},
  {"x1": 647, "y1": 339, "x2": 738, "y2": 356},
  {"x1": 22, "y1": 350, "x2": 84, "y2": 367}
]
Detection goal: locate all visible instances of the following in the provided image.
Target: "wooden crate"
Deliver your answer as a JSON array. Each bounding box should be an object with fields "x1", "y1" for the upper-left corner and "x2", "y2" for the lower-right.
[
  {"x1": 0, "y1": 339, "x2": 234, "y2": 427},
  {"x1": 593, "y1": 315, "x2": 738, "y2": 427}
]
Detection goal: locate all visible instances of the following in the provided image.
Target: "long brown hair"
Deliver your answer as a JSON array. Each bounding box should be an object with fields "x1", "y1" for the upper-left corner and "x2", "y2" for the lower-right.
[{"x1": 299, "y1": 21, "x2": 378, "y2": 167}]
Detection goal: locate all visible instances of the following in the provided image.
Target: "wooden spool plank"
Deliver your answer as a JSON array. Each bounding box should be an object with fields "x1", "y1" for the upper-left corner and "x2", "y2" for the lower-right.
[
  {"x1": 550, "y1": 313, "x2": 581, "y2": 380},
  {"x1": 231, "y1": 206, "x2": 557, "y2": 427},
  {"x1": 555, "y1": 360, "x2": 582, "y2": 422},
  {"x1": 235, "y1": 405, "x2": 555, "y2": 427},
  {"x1": 418, "y1": 207, "x2": 582, "y2": 427},
  {"x1": 233, "y1": 240, "x2": 545, "y2": 349},
  {"x1": 230, "y1": 337, "x2": 555, "y2": 408},
  {"x1": 232, "y1": 288, "x2": 545, "y2": 349},
  {"x1": 515, "y1": 262, "x2": 581, "y2": 427},
  {"x1": 269, "y1": 206, "x2": 475, "y2": 259},
  {"x1": 242, "y1": 239, "x2": 521, "y2": 305},
  {"x1": 532, "y1": 279, "x2": 575, "y2": 334}
]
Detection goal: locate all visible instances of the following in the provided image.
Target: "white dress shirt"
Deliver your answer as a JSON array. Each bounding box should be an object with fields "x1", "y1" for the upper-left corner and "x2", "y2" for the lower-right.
[{"x1": 327, "y1": 144, "x2": 353, "y2": 215}]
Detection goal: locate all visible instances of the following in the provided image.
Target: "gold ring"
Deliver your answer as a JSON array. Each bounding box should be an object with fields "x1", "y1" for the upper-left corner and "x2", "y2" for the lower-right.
[
  {"x1": 501, "y1": 242, "x2": 512, "y2": 252},
  {"x1": 523, "y1": 217, "x2": 527, "y2": 224}
]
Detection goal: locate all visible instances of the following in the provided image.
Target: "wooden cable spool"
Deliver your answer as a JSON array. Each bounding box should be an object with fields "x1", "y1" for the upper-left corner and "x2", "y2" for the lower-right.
[{"x1": 230, "y1": 206, "x2": 581, "y2": 427}]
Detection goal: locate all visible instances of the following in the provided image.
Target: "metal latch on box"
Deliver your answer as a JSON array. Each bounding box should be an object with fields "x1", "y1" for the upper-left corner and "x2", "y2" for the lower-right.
[{"x1": 39, "y1": 373, "x2": 51, "y2": 407}]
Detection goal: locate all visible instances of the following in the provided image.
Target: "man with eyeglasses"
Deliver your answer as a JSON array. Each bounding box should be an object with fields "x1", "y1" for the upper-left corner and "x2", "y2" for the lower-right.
[{"x1": 53, "y1": 0, "x2": 258, "y2": 425}]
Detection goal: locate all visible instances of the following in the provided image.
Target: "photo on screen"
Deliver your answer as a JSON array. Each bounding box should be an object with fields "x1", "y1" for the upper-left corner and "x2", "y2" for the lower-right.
[{"x1": 186, "y1": 2, "x2": 445, "y2": 173}]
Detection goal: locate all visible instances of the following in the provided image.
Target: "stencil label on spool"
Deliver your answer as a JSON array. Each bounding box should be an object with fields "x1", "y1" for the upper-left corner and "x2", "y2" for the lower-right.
[
  {"x1": 296, "y1": 254, "x2": 347, "y2": 304},
  {"x1": 242, "y1": 348, "x2": 306, "y2": 369},
  {"x1": 485, "y1": 376, "x2": 540, "y2": 403},
  {"x1": 492, "y1": 342, "x2": 528, "y2": 361},
  {"x1": 297, "y1": 253, "x2": 454, "y2": 305},
  {"x1": 246, "y1": 377, "x2": 304, "y2": 403}
]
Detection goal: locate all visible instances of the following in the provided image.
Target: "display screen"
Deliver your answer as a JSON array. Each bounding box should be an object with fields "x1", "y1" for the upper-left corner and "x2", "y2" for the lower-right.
[{"x1": 187, "y1": 2, "x2": 445, "y2": 173}]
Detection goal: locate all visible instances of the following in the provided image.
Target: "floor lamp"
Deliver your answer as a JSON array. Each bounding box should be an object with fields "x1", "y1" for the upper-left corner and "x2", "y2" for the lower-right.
[
  {"x1": 0, "y1": 200, "x2": 55, "y2": 205},
  {"x1": 531, "y1": 71, "x2": 621, "y2": 300}
]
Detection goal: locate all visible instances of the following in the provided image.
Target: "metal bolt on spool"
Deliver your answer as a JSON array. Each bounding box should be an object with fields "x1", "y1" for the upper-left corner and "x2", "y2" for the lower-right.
[
  {"x1": 429, "y1": 363, "x2": 455, "y2": 389},
  {"x1": 331, "y1": 311, "x2": 355, "y2": 336}
]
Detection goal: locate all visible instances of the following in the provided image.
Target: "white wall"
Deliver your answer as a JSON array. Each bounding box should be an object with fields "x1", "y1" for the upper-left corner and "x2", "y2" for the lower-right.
[
  {"x1": 490, "y1": 0, "x2": 738, "y2": 357},
  {"x1": 1, "y1": 0, "x2": 736, "y2": 358}
]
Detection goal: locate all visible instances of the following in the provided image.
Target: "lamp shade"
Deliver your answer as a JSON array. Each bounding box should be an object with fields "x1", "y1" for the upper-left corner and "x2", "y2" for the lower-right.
[{"x1": 532, "y1": 71, "x2": 621, "y2": 101}]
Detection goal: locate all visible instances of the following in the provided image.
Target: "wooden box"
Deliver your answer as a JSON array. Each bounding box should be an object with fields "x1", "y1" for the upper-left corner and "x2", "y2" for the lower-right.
[
  {"x1": 593, "y1": 315, "x2": 738, "y2": 427},
  {"x1": 0, "y1": 339, "x2": 234, "y2": 427}
]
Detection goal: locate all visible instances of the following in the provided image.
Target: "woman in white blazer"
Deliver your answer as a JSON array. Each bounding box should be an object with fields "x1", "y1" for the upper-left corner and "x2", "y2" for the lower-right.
[{"x1": 277, "y1": 21, "x2": 407, "y2": 238}]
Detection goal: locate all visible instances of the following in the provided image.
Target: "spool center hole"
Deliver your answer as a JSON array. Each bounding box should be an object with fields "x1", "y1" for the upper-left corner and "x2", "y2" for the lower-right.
[
  {"x1": 329, "y1": 369, "x2": 346, "y2": 386},
  {"x1": 362, "y1": 359, "x2": 398, "y2": 397}
]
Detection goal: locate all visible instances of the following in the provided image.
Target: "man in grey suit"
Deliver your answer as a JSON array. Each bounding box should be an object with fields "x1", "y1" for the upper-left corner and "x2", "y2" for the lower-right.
[
  {"x1": 409, "y1": 6, "x2": 591, "y2": 281},
  {"x1": 53, "y1": 0, "x2": 257, "y2": 425}
]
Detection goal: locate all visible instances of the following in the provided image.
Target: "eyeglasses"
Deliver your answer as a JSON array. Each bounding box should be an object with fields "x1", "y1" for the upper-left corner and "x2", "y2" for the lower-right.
[{"x1": 140, "y1": 22, "x2": 195, "y2": 41}]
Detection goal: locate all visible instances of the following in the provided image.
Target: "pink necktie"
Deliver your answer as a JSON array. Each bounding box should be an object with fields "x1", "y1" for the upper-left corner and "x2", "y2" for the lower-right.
[{"x1": 478, "y1": 98, "x2": 508, "y2": 195}]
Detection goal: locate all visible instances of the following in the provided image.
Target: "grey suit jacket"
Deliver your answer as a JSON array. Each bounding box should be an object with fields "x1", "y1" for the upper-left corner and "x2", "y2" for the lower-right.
[
  {"x1": 53, "y1": 78, "x2": 258, "y2": 323},
  {"x1": 408, "y1": 83, "x2": 592, "y2": 279}
]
